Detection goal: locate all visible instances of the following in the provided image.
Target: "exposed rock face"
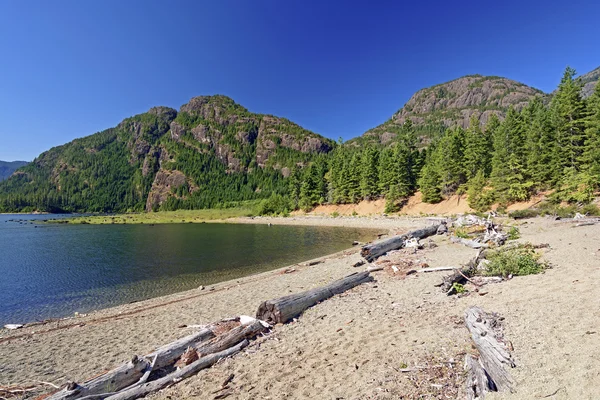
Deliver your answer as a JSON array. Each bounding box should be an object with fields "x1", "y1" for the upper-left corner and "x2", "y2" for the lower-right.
[
  {"x1": 579, "y1": 66, "x2": 600, "y2": 98},
  {"x1": 145, "y1": 169, "x2": 190, "y2": 211},
  {"x1": 356, "y1": 75, "x2": 544, "y2": 146},
  {"x1": 118, "y1": 106, "x2": 177, "y2": 163},
  {"x1": 173, "y1": 96, "x2": 334, "y2": 170}
]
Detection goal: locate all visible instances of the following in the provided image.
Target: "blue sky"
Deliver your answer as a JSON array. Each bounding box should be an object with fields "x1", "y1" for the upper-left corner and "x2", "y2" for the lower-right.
[{"x1": 0, "y1": 0, "x2": 598, "y2": 161}]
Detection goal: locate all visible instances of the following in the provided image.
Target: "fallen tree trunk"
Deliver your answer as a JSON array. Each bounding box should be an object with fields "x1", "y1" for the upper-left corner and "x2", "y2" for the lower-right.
[
  {"x1": 360, "y1": 224, "x2": 441, "y2": 262},
  {"x1": 47, "y1": 328, "x2": 215, "y2": 400},
  {"x1": 256, "y1": 271, "x2": 373, "y2": 324},
  {"x1": 464, "y1": 307, "x2": 515, "y2": 394},
  {"x1": 146, "y1": 327, "x2": 215, "y2": 370},
  {"x1": 104, "y1": 340, "x2": 248, "y2": 400},
  {"x1": 196, "y1": 320, "x2": 267, "y2": 356},
  {"x1": 46, "y1": 357, "x2": 150, "y2": 400},
  {"x1": 464, "y1": 354, "x2": 492, "y2": 399},
  {"x1": 450, "y1": 236, "x2": 488, "y2": 249}
]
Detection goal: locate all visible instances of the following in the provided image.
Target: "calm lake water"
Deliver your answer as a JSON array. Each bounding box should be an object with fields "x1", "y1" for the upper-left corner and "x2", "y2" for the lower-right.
[{"x1": 0, "y1": 214, "x2": 378, "y2": 325}]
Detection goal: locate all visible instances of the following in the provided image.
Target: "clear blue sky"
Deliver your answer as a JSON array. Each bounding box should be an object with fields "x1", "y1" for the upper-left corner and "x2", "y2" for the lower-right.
[{"x1": 0, "y1": 0, "x2": 598, "y2": 161}]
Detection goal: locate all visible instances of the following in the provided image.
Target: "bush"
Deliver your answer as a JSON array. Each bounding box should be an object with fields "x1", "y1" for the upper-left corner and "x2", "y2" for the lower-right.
[
  {"x1": 581, "y1": 203, "x2": 600, "y2": 216},
  {"x1": 484, "y1": 248, "x2": 545, "y2": 277},
  {"x1": 451, "y1": 282, "x2": 466, "y2": 294},
  {"x1": 509, "y1": 209, "x2": 539, "y2": 219},
  {"x1": 258, "y1": 194, "x2": 291, "y2": 216},
  {"x1": 507, "y1": 226, "x2": 520, "y2": 240}
]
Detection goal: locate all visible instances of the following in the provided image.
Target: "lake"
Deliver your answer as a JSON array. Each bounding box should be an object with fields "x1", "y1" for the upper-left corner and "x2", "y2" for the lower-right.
[{"x1": 0, "y1": 214, "x2": 378, "y2": 325}]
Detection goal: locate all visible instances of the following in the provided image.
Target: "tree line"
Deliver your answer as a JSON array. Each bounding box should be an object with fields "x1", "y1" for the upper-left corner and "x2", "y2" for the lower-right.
[{"x1": 261, "y1": 67, "x2": 600, "y2": 214}]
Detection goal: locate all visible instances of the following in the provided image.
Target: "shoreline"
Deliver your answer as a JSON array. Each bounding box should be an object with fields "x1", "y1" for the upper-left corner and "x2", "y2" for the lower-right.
[{"x1": 1, "y1": 216, "x2": 599, "y2": 399}]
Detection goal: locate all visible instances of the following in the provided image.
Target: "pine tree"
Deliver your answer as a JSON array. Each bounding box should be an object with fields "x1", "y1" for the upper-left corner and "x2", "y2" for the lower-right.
[
  {"x1": 491, "y1": 107, "x2": 531, "y2": 202},
  {"x1": 463, "y1": 114, "x2": 492, "y2": 179},
  {"x1": 550, "y1": 67, "x2": 587, "y2": 175},
  {"x1": 582, "y1": 83, "x2": 600, "y2": 189},
  {"x1": 359, "y1": 146, "x2": 380, "y2": 200},
  {"x1": 435, "y1": 126, "x2": 466, "y2": 195},
  {"x1": 522, "y1": 97, "x2": 555, "y2": 188}
]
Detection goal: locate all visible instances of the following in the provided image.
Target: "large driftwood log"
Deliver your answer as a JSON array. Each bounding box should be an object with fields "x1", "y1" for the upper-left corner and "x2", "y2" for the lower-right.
[
  {"x1": 46, "y1": 357, "x2": 150, "y2": 400},
  {"x1": 146, "y1": 327, "x2": 215, "y2": 369},
  {"x1": 196, "y1": 320, "x2": 267, "y2": 356},
  {"x1": 104, "y1": 340, "x2": 248, "y2": 400},
  {"x1": 464, "y1": 354, "x2": 492, "y2": 399},
  {"x1": 464, "y1": 307, "x2": 515, "y2": 393},
  {"x1": 256, "y1": 271, "x2": 373, "y2": 324},
  {"x1": 360, "y1": 224, "x2": 441, "y2": 262},
  {"x1": 47, "y1": 328, "x2": 215, "y2": 400}
]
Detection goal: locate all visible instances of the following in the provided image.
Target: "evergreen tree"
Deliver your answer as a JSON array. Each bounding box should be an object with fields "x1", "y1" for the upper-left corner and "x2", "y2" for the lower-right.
[
  {"x1": 550, "y1": 67, "x2": 587, "y2": 175},
  {"x1": 491, "y1": 107, "x2": 531, "y2": 202},
  {"x1": 583, "y1": 83, "x2": 600, "y2": 188},
  {"x1": 359, "y1": 146, "x2": 380, "y2": 200},
  {"x1": 463, "y1": 115, "x2": 492, "y2": 179}
]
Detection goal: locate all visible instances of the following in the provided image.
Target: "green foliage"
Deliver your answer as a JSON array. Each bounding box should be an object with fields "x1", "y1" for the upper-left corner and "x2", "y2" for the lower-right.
[
  {"x1": 454, "y1": 227, "x2": 470, "y2": 239},
  {"x1": 467, "y1": 170, "x2": 495, "y2": 212},
  {"x1": 484, "y1": 248, "x2": 545, "y2": 277},
  {"x1": 258, "y1": 193, "x2": 291, "y2": 216},
  {"x1": 581, "y1": 203, "x2": 600, "y2": 216},
  {"x1": 509, "y1": 209, "x2": 539, "y2": 219},
  {"x1": 451, "y1": 283, "x2": 466, "y2": 294},
  {"x1": 507, "y1": 226, "x2": 520, "y2": 240}
]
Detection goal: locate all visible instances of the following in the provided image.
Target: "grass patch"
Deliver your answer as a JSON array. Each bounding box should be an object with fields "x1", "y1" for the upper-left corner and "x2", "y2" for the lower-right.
[
  {"x1": 484, "y1": 248, "x2": 546, "y2": 278},
  {"x1": 507, "y1": 226, "x2": 520, "y2": 240},
  {"x1": 59, "y1": 205, "x2": 259, "y2": 225}
]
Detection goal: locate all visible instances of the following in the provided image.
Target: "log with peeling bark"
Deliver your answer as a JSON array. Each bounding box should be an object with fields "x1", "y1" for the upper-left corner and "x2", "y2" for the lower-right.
[
  {"x1": 46, "y1": 328, "x2": 215, "y2": 400},
  {"x1": 256, "y1": 271, "x2": 373, "y2": 324},
  {"x1": 360, "y1": 224, "x2": 442, "y2": 262},
  {"x1": 464, "y1": 307, "x2": 515, "y2": 394},
  {"x1": 46, "y1": 356, "x2": 151, "y2": 400},
  {"x1": 450, "y1": 236, "x2": 488, "y2": 249},
  {"x1": 103, "y1": 340, "x2": 248, "y2": 400},
  {"x1": 464, "y1": 354, "x2": 492, "y2": 399},
  {"x1": 196, "y1": 320, "x2": 267, "y2": 356}
]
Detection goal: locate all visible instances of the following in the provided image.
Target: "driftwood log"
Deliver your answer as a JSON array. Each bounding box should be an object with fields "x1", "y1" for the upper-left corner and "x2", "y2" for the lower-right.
[
  {"x1": 104, "y1": 340, "x2": 248, "y2": 400},
  {"x1": 464, "y1": 307, "x2": 515, "y2": 394},
  {"x1": 360, "y1": 224, "x2": 442, "y2": 262},
  {"x1": 196, "y1": 320, "x2": 267, "y2": 356},
  {"x1": 450, "y1": 236, "x2": 488, "y2": 249},
  {"x1": 47, "y1": 328, "x2": 216, "y2": 400},
  {"x1": 440, "y1": 249, "x2": 486, "y2": 294},
  {"x1": 464, "y1": 354, "x2": 493, "y2": 399},
  {"x1": 256, "y1": 271, "x2": 373, "y2": 324}
]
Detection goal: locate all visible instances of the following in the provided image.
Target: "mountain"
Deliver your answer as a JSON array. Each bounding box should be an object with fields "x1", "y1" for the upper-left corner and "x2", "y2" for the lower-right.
[
  {"x1": 579, "y1": 66, "x2": 600, "y2": 98},
  {"x1": 0, "y1": 161, "x2": 28, "y2": 181},
  {"x1": 353, "y1": 75, "x2": 544, "y2": 146},
  {"x1": 0, "y1": 95, "x2": 334, "y2": 213}
]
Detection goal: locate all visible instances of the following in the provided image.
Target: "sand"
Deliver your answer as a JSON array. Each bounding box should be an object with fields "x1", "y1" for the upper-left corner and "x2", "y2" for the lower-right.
[{"x1": 1, "y1": 216, "x2": 599, "y2": 399}]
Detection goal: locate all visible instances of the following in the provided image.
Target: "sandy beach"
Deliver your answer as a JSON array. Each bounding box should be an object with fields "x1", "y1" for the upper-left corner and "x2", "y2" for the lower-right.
[{"x1": 1, "y1": 216, "x2": 599, "y2": 399}]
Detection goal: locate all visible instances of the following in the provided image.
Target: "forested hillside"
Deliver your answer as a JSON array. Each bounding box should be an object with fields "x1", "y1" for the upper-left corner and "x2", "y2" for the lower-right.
[
  {"x1": 1, "y1": 66, "x2": 599, "y2": 215},
  {"x1": 350, "y1": 75, "x2": 544, "y2": 148},
  {"x1": 264, "y1": 67, "x2": 600, "y2": 214},
  {"x1": 0, "y1": 161, "x2": 28, "y2": 181},
  {"x1": 0, "y1": 96, "x2": 334, "y2": 213}
]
